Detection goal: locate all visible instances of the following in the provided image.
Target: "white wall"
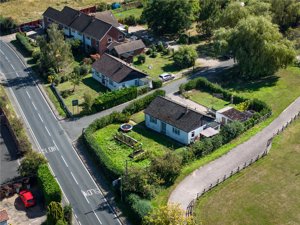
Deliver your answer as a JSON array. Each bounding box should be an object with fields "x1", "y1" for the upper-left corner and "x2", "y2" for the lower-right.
[
  {"x1": 63, "y1": 27, "x2": 70, "y2": 36},
  {"x1": 187, "y1": 125, "x2": 206, "y2": 144},
  {"x1": 216, "y1": 112, "x2": 230, "y2": 124}
]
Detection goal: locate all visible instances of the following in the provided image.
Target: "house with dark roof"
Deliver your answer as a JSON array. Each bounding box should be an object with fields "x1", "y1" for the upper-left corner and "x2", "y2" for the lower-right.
[
  {"x1": 42, "y1": 6, "x2": 125, "y2": 54},
  {"x1": 216, "y1": 106, "x2": 252, "y2": 124},
  {"x1": 110, "y1": 40, "x2": 146, "y2": 62},
  {"x1": 144, "y1": 96, "x2": 215, "y2": 145},
  {"x1": 92, "y1": 53, "x2": 149, "y2": 90}
]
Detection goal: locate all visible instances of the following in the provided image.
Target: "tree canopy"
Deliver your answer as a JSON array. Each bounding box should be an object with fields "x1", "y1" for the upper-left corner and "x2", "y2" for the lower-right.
[
  {"x1": 173, "y1": 46, "x2": 198, "y2": 69},
  {"x1": 142, "y1": 0, "x2": 195, "y2": 35}
]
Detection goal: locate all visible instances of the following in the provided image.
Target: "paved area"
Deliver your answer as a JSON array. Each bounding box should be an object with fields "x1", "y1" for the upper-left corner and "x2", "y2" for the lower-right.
[
  {"x1": 0, "y1": 186, "x2": 46, "y2": 225},
  {"x1": 166, "y1": 93, "x2": 208, "y2": 114},
  {"x1": 0, "y1": 123, "x2": 19, "y2": 184},
  {"x1": 169, "y1": 96, "x2": 300, "y2": 210}
]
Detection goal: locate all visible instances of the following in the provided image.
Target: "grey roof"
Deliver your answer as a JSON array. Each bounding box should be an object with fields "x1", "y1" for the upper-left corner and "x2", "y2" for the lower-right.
[
  {"x1": 69, "y1": 13, "x2": 93, "y2": 32},
  {"x1": 43, "y1": 7, "x2": 61, "y2": 21},
  {"x1": 144, "y1": 96, "x2": 215, "y2": 132},
  {"x1": 220, "y1": 107, "x2": 250, "y2": 122},
  {"x1": 113, "y1": 40, "x2": 146, "y2": 55},
  {"x1": 92, "y1": 53, "x2": 147, "y2": 83},
  {"x1": 83, "y1": 19, "x2": 112, "y2": 39},
  {"x1": 43, "y1": 6, "x2": 79, "y2": 26},
  {"x1": 94, "y1": 11, "x2": 119, "y2": 27}
]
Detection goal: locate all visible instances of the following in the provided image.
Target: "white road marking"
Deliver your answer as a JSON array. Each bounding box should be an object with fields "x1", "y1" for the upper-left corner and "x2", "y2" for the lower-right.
[
  {"x1": 11, "y1": 64, "x2": 15, "y2": 70},
  {"x1": 71, "y1": 172, "x2": 78, "y2": 185},
  {"x1": 15, "y1": 72, "x2": 19, "y2": 77},
  {"x1": 93, "y1": 211, "x2": 102, "y2": 225},
  {"x1": 41, "y1": 146, "x2": 58, "y2": 154},
  {"x1": 38, "y1": 113, "x2": 44, "y2": 123},
  {"x1": 26, "y1": 91, "x2": 31, "y2": 99},
  {"x1": 61, "y1": 155, "x2": 69, "y2": 167},
  {"x1": 0, "y1": 49, "x2": 4, "y2": 54},
  {"x1": 82, "y1": 190, "x2": 90, "y2": 203},
  {"x1": 45, "y1": 126, "x2": 51, "y2": 137},
  {"x1": 53, "y1": 140, "x2": 59, "y2": 152},
  {"x1": 32, "y1": 102, "x2": 37, "y2": 110}
]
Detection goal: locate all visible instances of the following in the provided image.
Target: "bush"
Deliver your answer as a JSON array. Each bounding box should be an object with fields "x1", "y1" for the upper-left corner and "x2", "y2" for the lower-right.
[
  {"x1": 146, "y1": 48, "x2": 153, "y2": 55},
  {"x1": 96, "y1": 1, "x2": 108, "y2": 12},
  {"x1": 124, "y1": 15, "x2": 137, "y2": 26},
  {"x1": 210, "y1": 134, "x2": 223, "y2": 150},
  {"x1": 16, "y1": 32, "x2": 34, "y2": 55},
  {"x1": 137, "y1": 54, "x2": 146, "y2": 64},
  {"x1": 127, "y1": 194, "x2": 152, "y2": 222},
  {"x1": 0, "y1": 16, "x2": 16, "y2": 34},
  {"x1": 68, "y1": 39, "x2": 82, "y2": 52},
  {"x1": 47, "y1": 201, "x2": 64, "y2": 225},
  {"x1": 32, "y1": 49, "x2": 41, "y2": 63},
  {"x1": 137, "y1": 86, "x2": 150, "y2": 95},
  {"x1": 156, "y1": 42, "x2": 164, "y2": 52},
  {"x1": 152, "y1": 79, "x2": 163, "y2": 89},
  {"x1": 220, "y1": 121, "x2": 245, "y2": 144},
  {"x1": 18, "y1": 151, "x2": 47, "y2": 176},
  {"x1": 63, "y1": 204, "x2": 72, "y2": 225},
  {"x1": 201, "y1": 138, "x2": 214, "y2": 156},
  {"x1": 79, "y1": 64, "x2": 90, "y2": 76},
  {"x1": 178, "y1": 34, "x2": 189, "y2": 44},
  {"x1": 93, "y1": 87, "x2": 138, "y2": 112},
  {"x1": 60, "y1": 89, "x2": 73, "y2": 99},
  {"x1": 38, "y1": 164, "x2": 62, "y2": 206},
  {"x1": 162, "y1": 48, "x2": 171, "y2": 55},
  {"x1": 173, "y1": 46, "x2": 198, "y2": 69},
  {"x1": 150, "y1": 51, "x2": 158, "y2": 58}
]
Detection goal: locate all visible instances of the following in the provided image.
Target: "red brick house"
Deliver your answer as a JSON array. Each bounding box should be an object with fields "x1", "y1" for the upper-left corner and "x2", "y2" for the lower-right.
[{"x1": 42, "y1": 6, "x2": 125, "y2": 54}]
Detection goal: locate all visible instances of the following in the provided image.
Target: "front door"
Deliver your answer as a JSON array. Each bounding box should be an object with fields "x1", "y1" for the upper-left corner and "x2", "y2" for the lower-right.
[{"x1": 161, "y1": 122, "x2": 166, "y2": 134}]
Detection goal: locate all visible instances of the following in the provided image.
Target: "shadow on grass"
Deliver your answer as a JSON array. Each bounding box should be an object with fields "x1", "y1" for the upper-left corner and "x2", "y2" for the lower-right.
[
  {"x1": 133, "y1": 122, "x2": 184, "y2": 150},
  {"x1": 162, "y1": 63, "x2": 179, "y2": 73},
  {"x1": 82, "y1": 76, "x2": 109, "y2": 93},
  {"x1": 196, "y1": 42, "x2": 220, "y2": 59}
]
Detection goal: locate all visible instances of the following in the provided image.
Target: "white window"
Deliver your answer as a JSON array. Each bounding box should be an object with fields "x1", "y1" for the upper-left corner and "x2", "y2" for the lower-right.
[
  {"x1": 172, "y1": 127, "x2": 180, "y2": 135},
  {"x1": 150, "y1": 116, "x2": 157, "y2": 124},
  {"x1": 191, "y1": 131, "x2": 195, "y2": 137}
]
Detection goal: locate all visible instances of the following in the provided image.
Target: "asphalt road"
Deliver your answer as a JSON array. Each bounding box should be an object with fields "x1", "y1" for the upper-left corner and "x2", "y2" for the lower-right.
[
  {"x1": 169, "y1": 96, "x2": 300, "y2": 210},
  {"x1": 0, "y1": 40, "x2": 121, "y2": 225}
]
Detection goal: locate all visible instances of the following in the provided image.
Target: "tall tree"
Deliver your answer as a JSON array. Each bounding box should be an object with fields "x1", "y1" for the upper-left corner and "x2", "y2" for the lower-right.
[
  {"x1": 270, "y1": 0, "x2": 300, "y2": 31},
  {"x1": 142, "y1": 0, "x2": 195, "y2": 35},
  {"x1": 37, "y1": 24, "x2": 73, "y2": 74},
  {"x1": 143, "y1": 204, "x2": 194, "y2": 225},
  {"x1": 69, "y1": 71, "x2": 82, "y2": 92},
  {"x1": 173, "y1": 46, "x2": 198, "y2": 69},
  {"x1": 215, "y1": 16, "x2": 296, "y2": 78}
]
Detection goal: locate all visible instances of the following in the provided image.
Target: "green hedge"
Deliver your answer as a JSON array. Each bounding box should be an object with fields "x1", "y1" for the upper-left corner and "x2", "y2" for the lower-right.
[
  {"x1": 37, "y1": 164, "x2": 62, "y2": 206},
  {"x1": 152, "y1": 80, "x2": 163, "y2": 89},
  {"x1": 93, "y1": 87, "x2": 138, "y2": 112},
  {"x1": 16, "y1": 32, "x2": 34, "y2": 56},
  {"x1": 84, "y1": 90, "x2": 166, "y2": 179}
]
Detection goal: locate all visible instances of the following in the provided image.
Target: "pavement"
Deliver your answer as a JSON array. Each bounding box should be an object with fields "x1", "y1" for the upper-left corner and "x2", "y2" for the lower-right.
[
  {"x1": 0, "y1": 123, "x2": 19, "y2": 184},
  {"x1": 169, "y1": 96, "x2": 300, "y2": 210},
  {"x1": 0, "y1": 40, "x2": 122, "y2": 225}
]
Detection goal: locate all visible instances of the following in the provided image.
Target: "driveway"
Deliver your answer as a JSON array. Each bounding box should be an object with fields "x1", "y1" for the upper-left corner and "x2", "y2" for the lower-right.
[
  {"x1": 168, "y1": 96, "x2": 300, "y2": 210},
  {"x1": 0, "y1": 123, "x2": 19, "y2": 184}
]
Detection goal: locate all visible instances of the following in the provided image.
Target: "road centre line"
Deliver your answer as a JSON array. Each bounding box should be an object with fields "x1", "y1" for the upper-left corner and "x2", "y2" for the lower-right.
[
  {"x1": 45, "y1": 126, "x2": 51, "y2": 137},
  {"x1": 26, "y1": 91, "x2": 31, "y2": 99},
  {"x1": 38, "y1": 113, "x2": 44, "y2": 123},
  {"x1": 61, "y1": 155, "x2": 69, "y2": 167},
  {"x1": 71, "y1": 172, "x2": 79, "y2": 185},
  {"x1": 32, "y1": 102, "x2": 37, "y2": 110}
]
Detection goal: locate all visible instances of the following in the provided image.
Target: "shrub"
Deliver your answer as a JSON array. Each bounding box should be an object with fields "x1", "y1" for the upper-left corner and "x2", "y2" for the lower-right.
[
  {"x1": 63, "y1": 204, "x2": 73, "y2": 225},
  {"x1": 137, "y1": 86, "x2": 150, "y2": 95},
  {"x1": 16, "y1": 32, "x2": 34, "y2": 55},
  {"x1": 68, "y1": 39, "x2": 82, "y2": 52},
  {"x1": 79, "y1": 64, "x2": 90, "y2": 76},
  {"x1": 96, "y1": 1, "x2": 108, "y2": 12},
  {"x1": 137, "y1": 54, "x2": 146, "y2": 64},
  {"x1": 124, "y1": 15, "x2": 137, "y2": 26},
  {"x1": 83, "y1": 57, "x2": 93, "y2": 65},
  {"x1": 32, "y1": 49, "x2": 41, "y2": 62},
  {"x1": 220, "y1": 121, "x2": 245, "y2": 144},
  {"x1": 178, "y1": 34, "x2": 189, "y2": 44},
  {"x1": 60, "y1": 89, "x2": 73, "y2": 99},
  {"x1": 162, "y1": 48, "x2": 171, "y2": 55},
  {"x1": 156, "y1": 42, "x2": 164, "y2": 52},
  {"x1": 150, "y1": 51, "x2": 158, "y2": 58},
  {"x1": 127, "y1": 194, "x2": 152, "y2": 222},
  {"x1": 146, "y1": 48, "x2": 153, "y2": 55},
  {"x1": 152, "y1": 79, "x2": 163, "y2": 89},
  {"x1": 181, "y1": 149, "x2": 195, "y2": 165},
  {"x1": 47, "y1": 201, "x2": 64, "y2": 225},
  {"x1": 210, "y1": 134, "x2": 223, "y2": 150},
  {"x1": 93, "y1": 87, "x2": 138, "y2": 112},
  {"x1": 38, "y1": 164, "x2": 62, "y2": 206},
  {"x1": 18, "y1": 151, "x2": 47, "y2": 176},
  {"x1": 173, "y1": 46, "x2": 198, "y2": 69},
  {"x1": 0, "y1": 16, "x2": 16, "y2": 34},
  {"x1": 201, "y1": 138, "x2": 214, "y2": 156}
]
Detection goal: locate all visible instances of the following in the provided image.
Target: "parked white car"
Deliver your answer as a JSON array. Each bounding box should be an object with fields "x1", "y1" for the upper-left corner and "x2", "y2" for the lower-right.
[{"x1": 159, "y1": 73, "x2": 175, "y2": 82}]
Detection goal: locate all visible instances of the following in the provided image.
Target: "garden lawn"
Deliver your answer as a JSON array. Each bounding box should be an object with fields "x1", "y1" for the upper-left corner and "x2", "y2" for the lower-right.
[
  {"x1": 56, "y1": 74, "x2": 108, "y2": 115},
  {"x1": 194, "y1": 118, "x2": 300, "y2": 225},
  {"x1": 92, "y1": 118, "x2": 184, "y2": 176},
  {"x1": 112, "y1": 8, "x2": 143, "y2": 20},
  {"x1": 0, "y1": 0, "x2": 115, "y2": 24},
  {"x1": 152, "y1": 66, "x2": 300, "y2": 207},
  {"x1": 186, "y1": 90, "x2": 231, "y2": 110},
  {"x1": 133, "y1": 53, "x2": 181, "y2": 79}
]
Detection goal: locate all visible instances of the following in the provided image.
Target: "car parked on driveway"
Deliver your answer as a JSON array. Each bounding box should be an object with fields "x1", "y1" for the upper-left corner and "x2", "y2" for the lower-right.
[
  {"x1": 19, "y1": 190, "x2": 35, "y2": 208},
  {"x1": 159, "y1": 73, "x2": 175, "y2": 82}
]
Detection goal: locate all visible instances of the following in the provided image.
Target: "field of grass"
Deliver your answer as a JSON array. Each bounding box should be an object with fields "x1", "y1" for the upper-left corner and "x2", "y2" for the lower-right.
[
  {"x1": 194, "y1": 118, "x2": 300, "y2": 225},
  {"x1": 0, "y1": 0, "x2": 116, "y2": 24},
  {"x1": 151, "y1": 66, "x2": 300, "y2": 207},
  {"x1": 133, "y1": 53, "x2": 182, "y2": 79},
  {"x1": 112, "y1": 7, "x2": 143, "y2": 20},
  {"x1": 92, "y1": 116, "x2": 184, "y2": 175},
  {"x1": 186, "y1": 90, "x2": 231, "y2": 110},
  {"x1": 56, "y1": 74, "x2": 108, "y2": 115}
]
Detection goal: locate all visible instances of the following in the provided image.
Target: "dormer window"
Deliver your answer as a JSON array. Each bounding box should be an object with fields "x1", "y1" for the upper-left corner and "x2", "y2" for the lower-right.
[
  {"x1": 107, "y1": 37, "x2": 112, "y2": 43},
  {"x1": 118, "y1": 35, "x2": 124, "y2": 41}
]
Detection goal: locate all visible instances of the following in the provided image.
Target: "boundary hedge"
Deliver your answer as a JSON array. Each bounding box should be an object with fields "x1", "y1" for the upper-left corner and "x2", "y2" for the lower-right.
[
  {"x1": 16, "y1": 32, "x2": 34, "y2": 56},
  {"x1": 37, "y1": 164, "x2": 62, "y2": 206}
]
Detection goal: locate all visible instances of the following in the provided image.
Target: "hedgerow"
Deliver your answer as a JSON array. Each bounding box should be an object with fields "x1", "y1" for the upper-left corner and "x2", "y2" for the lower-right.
[
  {"x1": 16, "y1": 32, "x2": 35, "y2": 56},
  {"x1": 37, "y1": 164, "x2": 62, "y2": 206}
]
